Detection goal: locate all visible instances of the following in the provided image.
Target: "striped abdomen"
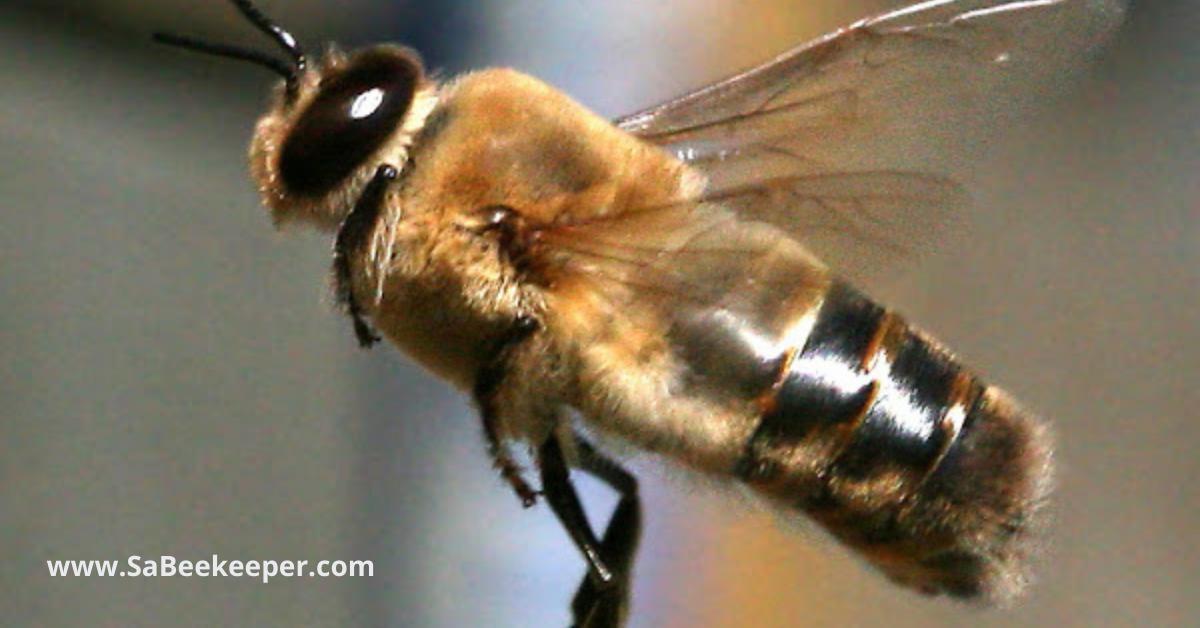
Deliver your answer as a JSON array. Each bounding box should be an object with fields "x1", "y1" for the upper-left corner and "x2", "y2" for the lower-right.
[{"x1": 715, "y1": 281, "x2": 1052, "y2": 603}]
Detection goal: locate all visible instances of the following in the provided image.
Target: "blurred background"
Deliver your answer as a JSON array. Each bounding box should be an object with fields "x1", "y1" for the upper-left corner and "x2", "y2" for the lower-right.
[{"x1": 2, "y1": 1, "x2": 1195, "y2": 627}]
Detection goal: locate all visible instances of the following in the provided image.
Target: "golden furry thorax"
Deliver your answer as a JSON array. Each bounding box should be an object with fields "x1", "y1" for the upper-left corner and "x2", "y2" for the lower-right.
[{"x1": 247, "y1": 44, "x2": 439, "y2": 232}]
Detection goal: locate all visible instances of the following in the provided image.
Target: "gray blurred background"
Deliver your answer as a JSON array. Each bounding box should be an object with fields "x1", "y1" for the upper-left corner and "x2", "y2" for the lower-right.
[{"x1": 2, "y1": 1, "x2": 1195, "y2": 627}]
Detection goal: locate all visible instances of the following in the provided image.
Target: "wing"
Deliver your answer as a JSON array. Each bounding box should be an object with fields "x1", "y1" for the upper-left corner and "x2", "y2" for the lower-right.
[
  {"x1": 615, "y1": 0, "x2": 1128, "y2": 283},
  {"x1": 539, "y1": 199, "x2": 836, "y2": 400}
]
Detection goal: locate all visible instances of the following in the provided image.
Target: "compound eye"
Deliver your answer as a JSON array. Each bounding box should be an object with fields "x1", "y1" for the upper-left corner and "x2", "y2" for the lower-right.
[{"x1": 280, "y1": 50, "x2": 419, "y2": 196}]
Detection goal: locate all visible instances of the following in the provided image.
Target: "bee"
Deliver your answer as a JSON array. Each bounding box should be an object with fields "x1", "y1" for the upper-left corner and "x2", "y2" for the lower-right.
[{"x1": 155, "y1": 0, "x2": 1127, "y2": 625}]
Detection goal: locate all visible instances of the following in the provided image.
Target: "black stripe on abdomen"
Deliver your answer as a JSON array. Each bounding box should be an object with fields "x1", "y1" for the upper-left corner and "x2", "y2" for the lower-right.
[
  {"x1": 735, "y1": 280, "x2": 979, "y2": 497},
  {"x1": 731, "y1": 281, "x2": 1050, "y2": 601},
  {"x1": 737, "y1": 282, "x2": 883, "y2": 462}
]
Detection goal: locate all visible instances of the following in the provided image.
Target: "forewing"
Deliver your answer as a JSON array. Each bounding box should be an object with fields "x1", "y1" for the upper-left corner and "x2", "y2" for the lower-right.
[
  {"x1": 616, "y1": 0, "x2": 1128, "y2": 283},
  {"x1": 540, "y1": 202, "x2": 749, "y2": 309},
  {"x1": 538, "y1": 199, "x2": 827, "y2": 347},
  {"x1": 700, "y1": 171, "x2": 968, "y2": 284}
]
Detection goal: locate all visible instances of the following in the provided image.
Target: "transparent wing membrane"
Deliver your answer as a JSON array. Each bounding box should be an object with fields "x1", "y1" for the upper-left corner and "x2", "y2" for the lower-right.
[{"x1": 614, "y1": 0, "x2": 1126, "y2": 284}]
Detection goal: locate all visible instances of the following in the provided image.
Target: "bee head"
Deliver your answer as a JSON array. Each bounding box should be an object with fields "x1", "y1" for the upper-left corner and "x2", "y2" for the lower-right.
[{"x1": 155, "y1": 0, "x2": 437, "y2": 230}]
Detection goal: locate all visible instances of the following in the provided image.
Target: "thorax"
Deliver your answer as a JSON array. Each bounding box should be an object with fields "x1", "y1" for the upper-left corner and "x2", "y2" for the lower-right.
[{"x1": 352, "y1": 68, "x2": 696, "y2": 391}]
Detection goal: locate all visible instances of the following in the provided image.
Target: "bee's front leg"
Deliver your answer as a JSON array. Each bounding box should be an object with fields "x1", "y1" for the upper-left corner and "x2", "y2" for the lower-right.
[{"x1": 332, "y1": 163, "x2": 397, "y2": 349}]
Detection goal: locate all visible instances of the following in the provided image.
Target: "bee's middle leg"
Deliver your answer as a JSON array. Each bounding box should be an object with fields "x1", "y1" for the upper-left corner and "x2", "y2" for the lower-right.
[{"x1": 474, "y1": 316, "x2": 542, "y2": 508}]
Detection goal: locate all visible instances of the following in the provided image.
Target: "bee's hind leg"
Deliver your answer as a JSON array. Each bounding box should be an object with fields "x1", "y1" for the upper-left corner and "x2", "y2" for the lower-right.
[{"x1": 539, "y1": 435, "x2": 642, "y2": 628}]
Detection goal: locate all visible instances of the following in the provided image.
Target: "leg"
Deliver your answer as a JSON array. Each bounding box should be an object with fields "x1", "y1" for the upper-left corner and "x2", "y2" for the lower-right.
[
  {"x1": 570, "y1": 438, "x2": 642, "y2": 628},
  {"x1": 480, "y1": 409, "x2": 539, "y2": 508},
  {"x1": 539, "y1": 435, "x2": 642, "y2": 628},
  {"x1": 539, "y1": 436, "x2": 617, "y2": 587},
  {"x1": 332, "y1": 163, "x2": 397, "y2": 348},
  {"x1": 473, "y1": 316, "x2": 541, "y2": 508}
]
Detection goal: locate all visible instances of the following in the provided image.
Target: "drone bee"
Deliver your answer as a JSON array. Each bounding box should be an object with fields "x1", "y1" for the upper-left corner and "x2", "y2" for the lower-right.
[{"x1": 156, "y1": 0, "x2": 1126, "y2": 625}]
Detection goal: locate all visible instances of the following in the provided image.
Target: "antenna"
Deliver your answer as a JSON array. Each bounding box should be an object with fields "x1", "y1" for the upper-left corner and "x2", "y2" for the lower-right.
[{"x1": 153, "y1": 0, "x2": 308, "y2": 98}]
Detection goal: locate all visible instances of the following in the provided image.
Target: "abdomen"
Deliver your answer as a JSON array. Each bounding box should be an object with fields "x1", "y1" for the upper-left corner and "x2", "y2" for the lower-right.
[
  {"x1": 684, "y1": 280, "x2": 1053, "y2": 603},
  {"x1": 554, "y1": 211, "x2": 1052, "y2": 602}
]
